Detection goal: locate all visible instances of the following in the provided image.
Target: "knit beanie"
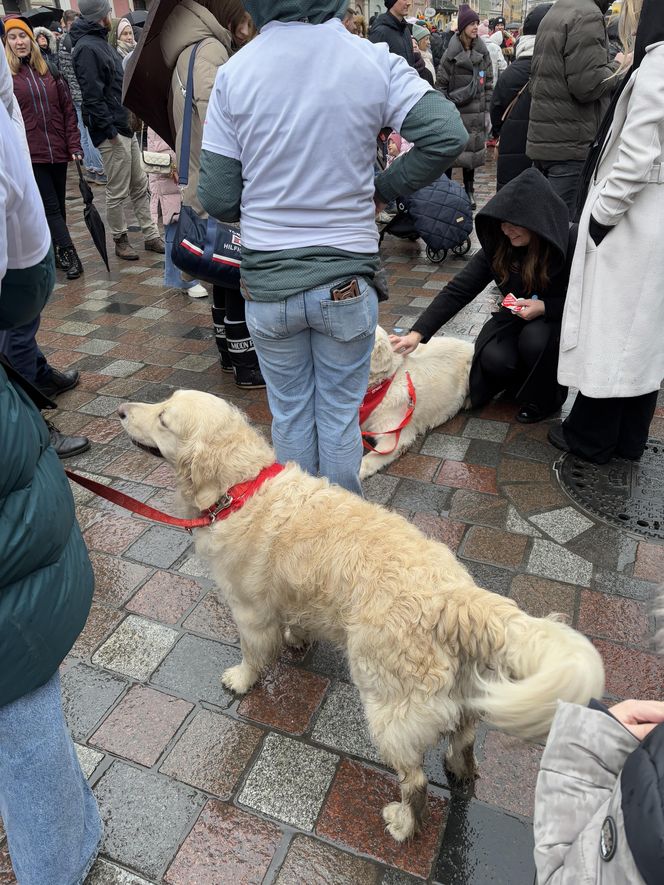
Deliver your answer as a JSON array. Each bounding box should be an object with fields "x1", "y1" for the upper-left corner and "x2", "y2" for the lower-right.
[
  {"x1": 457, "y1": 4, "x2": 480, "y2": 32},
  {"x1": 523, "y1": 2, "x2": 553, "y2": 35},
  {"x1": 117, "y1": 17, "x2": 133, "y2": 39},
  {"x1": 384, "y1": 0, "x2": 398, "y2": 9},
  {"x1": 2, "y1": 19, "x2": 34, "y2": 40},
  {"x1": 77, "y1": 0, "x2": 112, "y2": 22},
  {"x1": 412, "y1": 23, "x2": 429, "y2": 42}
]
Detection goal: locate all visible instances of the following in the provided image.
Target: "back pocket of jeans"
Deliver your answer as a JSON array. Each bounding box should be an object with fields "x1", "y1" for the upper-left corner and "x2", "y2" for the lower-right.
[{"x1": 320, "y1": 286, "x2": 375, "y2": 342}]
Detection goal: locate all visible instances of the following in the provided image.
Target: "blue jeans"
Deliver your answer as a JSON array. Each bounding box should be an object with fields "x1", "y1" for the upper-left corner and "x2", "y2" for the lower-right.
[
  {"x1": 245, "y1": 279, "x2": 378, "y2": 495},
  {"x1": 75, "y1": 104, "x2": 103, "y2": 175},
  {"x1": 164, "y1": 222, "x2": 200, "y2": 290},
  {"x1": 0, "y1": 672, "x2": 102, "y2": 884}
]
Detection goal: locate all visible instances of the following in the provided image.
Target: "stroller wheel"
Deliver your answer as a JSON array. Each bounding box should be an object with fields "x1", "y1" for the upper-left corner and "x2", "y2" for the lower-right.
[
  {"x1": 452, "y1": 239, "x2": 472, "y2": 257},
  {"x1": 426, "y1": 245, "x2": 448, "y2": 264}
]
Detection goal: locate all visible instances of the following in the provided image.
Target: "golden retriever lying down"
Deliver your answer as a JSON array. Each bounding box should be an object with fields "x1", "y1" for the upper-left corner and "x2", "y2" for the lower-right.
[
  {"x1": 119, "y1": 390, "x2": 604, "y2": 842},
  {"x1": 360, "y1": 327, "x2": 474, "y2": 479}
]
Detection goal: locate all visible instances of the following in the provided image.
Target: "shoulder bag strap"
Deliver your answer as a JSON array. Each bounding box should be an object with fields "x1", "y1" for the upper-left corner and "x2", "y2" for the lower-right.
[
  {"x1": 178, "y1": 42, "x2": 201, "y2": 187},
  {"x1": 501, "y1": 81, "x2": 529, "y2": 123}
]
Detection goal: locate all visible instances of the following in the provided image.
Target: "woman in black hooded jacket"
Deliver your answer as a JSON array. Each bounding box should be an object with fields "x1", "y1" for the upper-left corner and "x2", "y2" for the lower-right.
[{"x1": 391, "y1": 168, "x2": 574, "y2": 423}]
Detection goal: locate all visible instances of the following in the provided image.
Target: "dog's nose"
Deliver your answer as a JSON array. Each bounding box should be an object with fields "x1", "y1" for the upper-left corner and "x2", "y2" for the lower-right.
[{"x1": 117, "y1": 405, "x2": 128, "y2": 420}]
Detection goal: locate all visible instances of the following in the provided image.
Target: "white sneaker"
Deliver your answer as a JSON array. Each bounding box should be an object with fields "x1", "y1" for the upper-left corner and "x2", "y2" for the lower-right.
[{"x1": 185, "y1": 283, "x2": 208, "y2": 298}]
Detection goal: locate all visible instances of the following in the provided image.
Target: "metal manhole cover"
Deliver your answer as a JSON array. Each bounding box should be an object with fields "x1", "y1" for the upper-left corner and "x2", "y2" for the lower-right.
[{"x1": 556, "y1": 439, "x2": 664, "y2": 540}]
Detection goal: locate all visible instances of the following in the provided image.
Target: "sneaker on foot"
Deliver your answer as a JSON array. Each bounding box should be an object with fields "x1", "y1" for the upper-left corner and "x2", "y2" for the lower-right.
[
  {"x1": 184, "y1": 283, "x2": 208, "y2": 298},
  {"x1": 94, "y1": 172, "x2": 107, "y2": 186}
]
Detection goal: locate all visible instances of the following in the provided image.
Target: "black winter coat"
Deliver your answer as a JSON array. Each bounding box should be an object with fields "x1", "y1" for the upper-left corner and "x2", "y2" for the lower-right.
[
  {"x1": 368, "y1": 13, "x2": 430, "y2": 82},
  {"x1": 490, "y1": 55, "x2": 532, "y2": 190},
  {"x1": 71, "y1": 18, "x2": 132, "y2": 146},
  {"x1": 411, "y1": 168, "x2": 573, "y2": 408}
]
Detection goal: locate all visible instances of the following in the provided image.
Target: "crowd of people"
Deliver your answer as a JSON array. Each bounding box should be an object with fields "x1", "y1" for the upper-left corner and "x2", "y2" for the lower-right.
[{"x1": 0, "y1": 0, "x2": 663, "y2": 880}]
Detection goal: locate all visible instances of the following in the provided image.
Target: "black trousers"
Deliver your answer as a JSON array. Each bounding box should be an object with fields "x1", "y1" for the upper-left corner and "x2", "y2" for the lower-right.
[
  {"x1": 473, "y1": 316, "x2": 566, "y2": 412},
  {"x1": 445, "y1": 168, "x2": 475, "y2": 190},
  {"x1": 562, "y1": 391, "x2": 659, "y2": 463},
  {"x1": 32, "y1": 163, "x2": 73, "y2": 249},
  {"x1": 211, "y1": 285, "x2": 259, "y2": 370}
]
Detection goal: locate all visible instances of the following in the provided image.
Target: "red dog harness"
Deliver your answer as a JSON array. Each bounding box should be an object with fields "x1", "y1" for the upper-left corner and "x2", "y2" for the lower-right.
[
  {"x1": 65, "y1": 463, "x2": 285, "y2": 532},
  {"x1": 359, "y1": 371, "x2": 416, "y2": 455}
]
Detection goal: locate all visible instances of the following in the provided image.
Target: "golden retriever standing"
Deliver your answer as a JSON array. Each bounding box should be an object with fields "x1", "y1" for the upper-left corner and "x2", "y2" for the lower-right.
[
  {"x1": 360, "y1": 327, "x2": 474, "y2": 479},
  {"x1": 119, "y1": 391, "x2": 604, "y2": 842}
]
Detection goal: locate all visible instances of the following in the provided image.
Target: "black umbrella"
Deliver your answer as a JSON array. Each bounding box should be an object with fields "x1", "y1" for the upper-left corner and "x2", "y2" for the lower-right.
[
  {"x1": 75, "y1": 160, "x2": 110, "y2": 273},
  {"x1": 20, "y1": 6, "x2": 61, "y2": 29}
]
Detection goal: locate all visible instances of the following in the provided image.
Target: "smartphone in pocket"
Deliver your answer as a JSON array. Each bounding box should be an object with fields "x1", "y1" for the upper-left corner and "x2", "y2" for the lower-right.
[{"x1": 330, "y1": 278, "x2": 361, "y2": 302}]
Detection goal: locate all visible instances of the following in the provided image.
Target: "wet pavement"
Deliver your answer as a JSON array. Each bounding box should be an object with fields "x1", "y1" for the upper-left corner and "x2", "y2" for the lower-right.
[{"x1": 1, "y1": 154, "x2": 663, "y2": 885}]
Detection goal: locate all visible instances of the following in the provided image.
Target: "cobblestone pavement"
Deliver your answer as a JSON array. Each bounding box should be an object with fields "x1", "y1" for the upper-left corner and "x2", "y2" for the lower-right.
[{"x1": 1, "y1": 156, "x2": 663, "y2": 885}]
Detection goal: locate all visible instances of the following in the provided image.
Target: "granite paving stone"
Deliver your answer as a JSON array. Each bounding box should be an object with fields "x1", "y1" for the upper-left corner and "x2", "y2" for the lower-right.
[
  {"x1": 505, "y1": 506, "x2": 541, "y2": 537},
  {"x1": 316, "y1": 759, "x2": 447, "y2": 879},
  {"x1": 75, "y1": 744, "x2": 104, "y2": 779},
  {"x1": 160, "y1": 709, "x2": 263, "y2": 797},
  {"x1": 419, "y1": 433, "x2": 471, "y2": 461},
  {"x1": 99, "y1": 360, "x2": 144, "y2": 378},
  {"x1": 56, "y1": 320, "x2": 100, "y2": 335},
  {"x1": 105, "y1": 449, "x2": 161, "y2": 482},
  {"x1": 634, "y1": 542, "x2": 664, "y2": 582},
  {"x1": 390, "y1": 479, "x2": 453, "y2": 515},
  {"x1": 238, "y1": 734, "x2": 338, "y2": 830},
  {"x1": 126, "y1": 571, "x2": 203, "y2": 625},
  {"x1": 386, "y1": 453, "x2": 440, "y2": 482},
  {"x1": 437, "y1": 461, "x2": 498, "y2": 494},
  {"x1": 164, "y1": 800, "x2": 282, "y2": 885},
  {"x1": 238, "y1": 661, "x2": 329, "y2": 734},
  {"x1": 306, "y1": 642, "x2": 352, "y2": 683},
  {"x1": 509, "y1": 576, "x2": 578, "y2": 621},
  {"x1": 526, "y1": 539, "x2": 592, "y2": 587},
  {"x1": 568, "y1": 524, "x2": 637, "y2": 574},
  {"x1": 463, "y1": 561, "x2": 513, "y2": 596},
  {"x1": 434, "y1": 800, "x2": 536, "y2": 885},
  {"x1": 70, "y1": 603, "x2": 125, "y2": 659},
  {"x1": 172, "y1": 354, "x2": 219, "y2": 372},
  {"x1": 361, "y1": 473, "x2": 401, "y2": 505},
  {"x1": 462, "y1": 418, "x2": 510, "y2": 443},
  {"x1": 474, "y1": 732, "x2": 542, "y2": 819},
  {"x1": 90, "y1": 685, "x2": 193, "y2": 766},
  {"x1": 411, "y1": 513, "x2": 467, "y2": 550},
  {"x1": 83, "y1": 513, "x2": 148, "y2": 555},
  {"x1": 124, "y1": 526, "x2": 192, "y2": 569},
  {"x1": 79, "y1": 395, "x2": 126, "y2": 417},
  {"x1": 593, "y1": 640, "x2": 664, "y2": 699},
  {"x1": 94, "y1": 762, "x2": 202, "y2": 879},
  {"x1": 449, "y1": 490, "x2": 508, "y2": 528},
  {"x1": 61, "y1": 663, "x2": 128, "y2": 741},
  {"x1": 464, "y1": 438, "x2": 503, "y2": 468},
  {"x1": 274, "y1": 835, "x2": 381, "y2": 885},
  {"x1": 496, "y1": 458, "x2": 552, "y2": 484},
  {"x1": 503, "y1": 481, "x2": 568, "y2": 514},
  {"x1": 462, "y1": 526, "x2": 529, "y2": 569},
  {"x1": 92, "y1": 616, "x2": 179, "y2": 680},
  {"x1": 86, "y1": 859, "x2": 152, "y2": 884},
  {"x1": 578, "y1": 591, "x2": 649, "y2": 646},
  {"x1": 311, "y1": 682, "x2": 381, "y2": 763},
  {"x1": 150, "y1": 634, "x2": 241, "y2": 707},
  {"x1": 177, "y1": 554, "x2": 214, "y2": 580},
  {"x1": 182, "y1": 591, "x2": 238, "y2": 642},
  {"x1": 530, "y1": 507, "x2": 594, "y2": 544},
  {"x1": 591, "y1": 570, "x2": 657, "y2": 601}
]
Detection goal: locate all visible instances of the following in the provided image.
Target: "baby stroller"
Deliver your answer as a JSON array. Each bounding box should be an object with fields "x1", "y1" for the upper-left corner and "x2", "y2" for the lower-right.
[{"x1": 379, "y1": 173, "x2": 474, "y2": 264}]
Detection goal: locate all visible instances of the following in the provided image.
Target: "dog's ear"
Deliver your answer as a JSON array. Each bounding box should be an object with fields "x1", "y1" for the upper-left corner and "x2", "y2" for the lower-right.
[
  {"x1": 176, "y1": 439, "x2": 224, "y2": 512},
  {"x1": 369, "y1": 326, "x2": 399, "y2": 383}
]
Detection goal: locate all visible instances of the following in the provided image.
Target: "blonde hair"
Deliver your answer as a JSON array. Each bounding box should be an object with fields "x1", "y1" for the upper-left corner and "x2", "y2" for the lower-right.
[
  {"x1": 4, "y1": 31, "x2": 49, "y2": 77},
  {"x1": 616, "y1": 0, "x2": 643, "y2": 75}
]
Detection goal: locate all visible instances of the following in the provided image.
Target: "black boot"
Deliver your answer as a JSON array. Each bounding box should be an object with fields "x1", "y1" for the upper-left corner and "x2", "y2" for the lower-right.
[
  {"x1": 37, "y1": 367, "x2": 80, "y2": 399},
  {"x1": 55, "y1": 245, "x2": 71, "y2": 271},
  {"x1": 211, "y1": 299, "x2": 233, "y2": 373},
  {"x1": 64, "y1": 246, "x2": 83, "y2": 280},
  {"x1": 465, "y1": 187, "x2": 476, "y2": 211},
  {"x1": 46, "y1": 420, "x2": 90, "y2": 459}
]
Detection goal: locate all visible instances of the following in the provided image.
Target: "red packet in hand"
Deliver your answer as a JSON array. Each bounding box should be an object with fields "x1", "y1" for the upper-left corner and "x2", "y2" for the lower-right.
[{"x1": 502, "y1": 293, "x2": 524, "y2": 312}]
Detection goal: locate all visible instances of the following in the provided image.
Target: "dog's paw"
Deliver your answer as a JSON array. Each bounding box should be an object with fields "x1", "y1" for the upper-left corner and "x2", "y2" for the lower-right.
[
  {"x1": 382, "y1": 801, "x2": 416, "y2": 842},
  {"x1": 283, "y1": 626, "x2": 306, "y2": 649},
  {"x1": 221, "y1": 664, "x2": 257, "y2": 695},
  {"x1": 444, "y1": 748, "x2": 479, "y2": 790}
]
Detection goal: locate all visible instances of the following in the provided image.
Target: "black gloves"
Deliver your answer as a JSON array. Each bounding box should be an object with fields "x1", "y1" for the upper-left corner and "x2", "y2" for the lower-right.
[{"x1": 588, "y1": 215, "x2": 613, "y2": 247}]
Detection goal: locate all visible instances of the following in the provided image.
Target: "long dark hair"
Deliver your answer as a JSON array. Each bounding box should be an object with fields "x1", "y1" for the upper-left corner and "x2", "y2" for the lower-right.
[{"x1": 492, "y1": 232, "x2": 552, "y2": 294}]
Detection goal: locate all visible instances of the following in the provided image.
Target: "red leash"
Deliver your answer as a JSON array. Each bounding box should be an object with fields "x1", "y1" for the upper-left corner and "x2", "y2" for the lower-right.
[
  {"x1": 64, "y1": 463, "x2": 285, "y2": 532},
  {"x1": 359, "y1": 371, "x2": 416, "y2": 455}
]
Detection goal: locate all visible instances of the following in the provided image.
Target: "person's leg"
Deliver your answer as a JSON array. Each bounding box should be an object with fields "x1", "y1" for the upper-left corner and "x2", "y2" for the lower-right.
[
  {"x1": 211, "y1": 284, "x2": 232, "y2": 371},
  {"x1": 472, "y1": 331, "x2": 520, "y2": 406},
  {"x1": 0, "y1": 672, "x2": 102, "y2": 885},
  {"x1": 307, "y1": 280, "x2": 379, "y2": 495},
  {"x1": 163, "y1": 222, "x2": 187, "y2": 288},
  {"x1": 245, "y1": 294, "x2": 319, "y2": 476},
  {"x1": 2, "y1": 315, "x2": 42, "y2": 383},
  {"x1": 616, "y1": 391, "x2": 659, "y2": 460},
  {"x1": 224, "y1": 286, "x2": 264, "y2": 388},
  {"x1": 97, "y1": 137, "x2": 131, "y2": 241},
  {"x1": 515, "y1": 318, "x2": 567, "y2": 419},
  {"x1": 536, "y1": 161, "x2": 584, "y2": 218},
  {"x1": 31, "y1": 164, "x2": 73, "y2": 249},
  {"x1": 562, "y1": 393, "x2": 623, "y2": 463},
  {"x1": 127, "y1": 136, "x2": 161, "y2": 243}
]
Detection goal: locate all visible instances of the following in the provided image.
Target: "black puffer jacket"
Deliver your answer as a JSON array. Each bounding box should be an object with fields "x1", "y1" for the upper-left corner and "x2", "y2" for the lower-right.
[
  {"x1": 526, "y1": 0, "x2": 617, "y2": 162},
  {"x1": 368, "y1": 12, "x2": 431, "y2": 82},
  {"x1": 436, "y1": 33, "x2": 492, "y2": 170},
  {"x1": 71, "y1": 17, "x2": 132, "y2": 146}
]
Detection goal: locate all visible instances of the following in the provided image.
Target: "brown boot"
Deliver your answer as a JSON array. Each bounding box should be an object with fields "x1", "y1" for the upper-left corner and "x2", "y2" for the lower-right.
[
  {"x1": 115, "y1": 233, "x2": 139, "y2": 261},
  {"x1": 144, "y1": 235, "x2": 166, "y2": 254}
]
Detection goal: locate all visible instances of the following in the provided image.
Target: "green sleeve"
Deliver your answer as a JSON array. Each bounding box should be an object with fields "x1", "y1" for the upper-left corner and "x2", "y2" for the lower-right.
[
  {"x1": 198, "y1": 150, "x2": 243, "y2": 223},
  {"x1": 375, "y1": 91, "x2": 468, "y2": 204}
]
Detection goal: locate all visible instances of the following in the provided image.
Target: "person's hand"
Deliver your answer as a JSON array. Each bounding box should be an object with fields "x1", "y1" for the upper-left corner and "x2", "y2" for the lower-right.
[
  {"x1": 615, "y1": 51, "x2": 633, "y2": 68},
  {"x1": 72, "y1": 152, "x2": 83, "y2": 162},
  {"x1": 515, "y1": 298, "x2": 545, "y2": 321},
  {"x1": 609, "y1": 699, "x2": 664, "y2": 740},
  {"x1": 374, "y1": 193, "x2": 387, "y2": 216},
  {"x1": 389, "y1": 331, "x2": 422, "y2": 356},
  {"x1": 589, "y1": 215, "x2": 612, "y2": 247}
]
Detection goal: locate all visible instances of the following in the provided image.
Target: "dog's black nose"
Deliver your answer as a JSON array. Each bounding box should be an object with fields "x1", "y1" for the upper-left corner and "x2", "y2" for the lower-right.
[{"x1": 117, "y1": 405, "x2": 128, "y2": 420}]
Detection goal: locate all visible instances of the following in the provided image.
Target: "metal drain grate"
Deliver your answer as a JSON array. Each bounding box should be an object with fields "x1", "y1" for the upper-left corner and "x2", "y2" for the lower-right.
[{"x1": 556, "y1": 439, "x2": 664, "y2": 541}]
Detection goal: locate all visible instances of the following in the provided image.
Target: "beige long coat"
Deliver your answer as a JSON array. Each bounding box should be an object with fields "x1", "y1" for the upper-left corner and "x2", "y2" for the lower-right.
[
  {"x1": 558, "y1": 42, "x2": 664, "y2": 398},
  {"x1": 160, "y1": 0, "x2": 233, "y2": 213}
]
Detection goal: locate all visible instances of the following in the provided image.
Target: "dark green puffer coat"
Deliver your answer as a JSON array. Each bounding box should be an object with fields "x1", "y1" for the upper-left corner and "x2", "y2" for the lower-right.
[{"x1": 0, "y1": 272, "x2": 94, "y2": 709}]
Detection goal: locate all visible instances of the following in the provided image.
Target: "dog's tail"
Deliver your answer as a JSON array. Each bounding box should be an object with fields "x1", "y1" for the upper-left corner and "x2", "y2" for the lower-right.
[{"x1": 465, "y1": 602, "x2": 605, "y2": 740}]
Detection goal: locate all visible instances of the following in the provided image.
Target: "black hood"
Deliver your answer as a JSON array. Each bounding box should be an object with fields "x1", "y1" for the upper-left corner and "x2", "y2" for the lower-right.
[
  {"x1": 523, "y1": 3, "x2": 553, "y2": 36},
  {"x1": 634, "y1": 0, "x2": 664, "y2": 70},
  {"x1": 475, "y1": 168, "x2": 570, "y2": 272},
  {"x1": 370, "y1": 11, "x2": 408, "y2": 33},
  {"x1": 69, "y1": 17, "x2": 110, "y2": 47}
]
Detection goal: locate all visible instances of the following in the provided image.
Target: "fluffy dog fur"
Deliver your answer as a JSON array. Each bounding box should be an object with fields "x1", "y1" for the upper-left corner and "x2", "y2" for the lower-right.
[
  {"x1": 360, "y1": 327, "x2": 474, "y2": 479},
  {"x1": 120, "y1": 390, "x2": 605, "y2": 842}
]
